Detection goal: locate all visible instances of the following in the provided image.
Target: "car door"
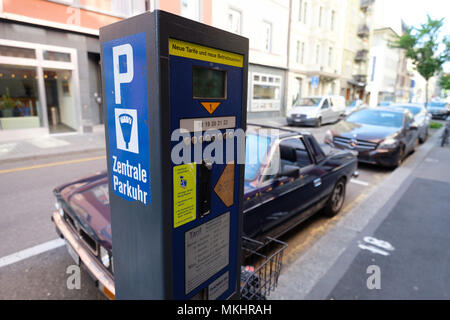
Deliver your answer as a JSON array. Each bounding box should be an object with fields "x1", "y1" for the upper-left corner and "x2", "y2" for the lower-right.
[
  {"x1": 254, "y1": 137, "x2": 317, "y2": 235},
  {"x1": 320, "y1": 98, "x2": 332, "y2": 123},
  {"x1": 403, "y1": 112, "x2": 418, "y2": 152}
]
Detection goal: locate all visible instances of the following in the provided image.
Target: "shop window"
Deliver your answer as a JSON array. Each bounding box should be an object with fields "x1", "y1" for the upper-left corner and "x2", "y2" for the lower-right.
[
  {"x1": 43, "y1": 50, "x2": 71, "y2": 62},
  {"x1": 0, "y1": 65, "x2": 41, "y2": 130},
  {"x1": 251, "y1": 73, "x2": 282, "y2": 112},
  {"x1": 0, "y1": 45, "x2": 36, "y2": 59}
]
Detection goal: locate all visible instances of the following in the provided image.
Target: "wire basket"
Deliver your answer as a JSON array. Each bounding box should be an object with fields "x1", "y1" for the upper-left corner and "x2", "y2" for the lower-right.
[{"x1": 240, "y1": 236, "x2": 288, "y2": 300}]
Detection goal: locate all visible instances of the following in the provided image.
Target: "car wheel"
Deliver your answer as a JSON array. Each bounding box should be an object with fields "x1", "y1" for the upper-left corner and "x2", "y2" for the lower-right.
[
  {"x1": 323, "y1": 178, "x2": 346, "y2": 217},
  {"x1": 419, "y1": 128, "x2": 428, "y2": 144},
  {"x1": 394, "y1": 146, "x2": 405, "y2": 168},
  {"x1": 315, "y1": 117, "x2": 322, "y2": 127}
]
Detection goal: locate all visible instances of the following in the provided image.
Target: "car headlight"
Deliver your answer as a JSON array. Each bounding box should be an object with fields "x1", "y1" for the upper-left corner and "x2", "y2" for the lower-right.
[
  {"x1": 100, "y1": 246, "x2": 110, "y2": 268},
  {"x1": 324, "y1": 130, "x2": 333, "y2": 144},
  {"x1": 54, "y1": 201, "x2": 64, "y2": 216},
  {"x1": 378, "y1": 138, "x2": 399, "y2": 149}
]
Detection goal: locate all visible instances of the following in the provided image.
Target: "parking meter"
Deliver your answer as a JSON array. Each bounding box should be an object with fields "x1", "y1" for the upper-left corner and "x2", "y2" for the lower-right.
[{"x1": 100, "y1": 10, "x2": 248, "y2": 299}]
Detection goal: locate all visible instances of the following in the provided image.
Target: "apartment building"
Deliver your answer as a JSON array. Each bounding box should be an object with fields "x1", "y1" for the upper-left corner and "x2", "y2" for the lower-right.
[
  {"x1": 211, "y1": 0, "x2": 289, "y2": 118},
  {"x1": 285, "y1": 0, "x2": 344, "y2": 111}
]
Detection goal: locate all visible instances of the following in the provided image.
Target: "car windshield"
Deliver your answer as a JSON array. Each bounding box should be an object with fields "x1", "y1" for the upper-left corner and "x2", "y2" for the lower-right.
[
  {"x1": 429, "y1": 102, "x2": 447, "y2": 108},
  {"x1": 294, "y1": 97, "x2": 321, "y2": 107},
  {"x1": 395, "y1": 106, "x2": 421, "y2": 115},
  {"x1": 245, "y1": 134, "x2": 273, "y2": 181},
  {"x1": 346, "y1": 109, "x2": 403, "y2": 128}
]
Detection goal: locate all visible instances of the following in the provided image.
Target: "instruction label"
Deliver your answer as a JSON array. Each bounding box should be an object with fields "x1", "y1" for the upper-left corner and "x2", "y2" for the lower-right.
[
  {"x1": 173, "y1": 163, "x2": 197, "y2": 228},
  {"x1": 169, "y1": 38, "x2": 244, "y2": 68},
  {"x1": 185, "y1": 212, "x2": 230, "y2": 294}
]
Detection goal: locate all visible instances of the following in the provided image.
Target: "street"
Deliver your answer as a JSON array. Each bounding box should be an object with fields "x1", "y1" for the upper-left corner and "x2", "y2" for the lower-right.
[{"x1": 0, "y1": 122, "x2": 398, "y2": 299}]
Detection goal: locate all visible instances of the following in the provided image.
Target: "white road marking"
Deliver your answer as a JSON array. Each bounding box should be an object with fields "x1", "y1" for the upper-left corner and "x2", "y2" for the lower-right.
[
  {"x1": 0, "y1": 238, "x2": 65, "y2": 268},
  {"x1": 350, "y1": 179, "x2": 369, "y2": 186}
]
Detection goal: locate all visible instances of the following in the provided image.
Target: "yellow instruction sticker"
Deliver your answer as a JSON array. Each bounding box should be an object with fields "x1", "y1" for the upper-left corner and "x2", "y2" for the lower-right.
[
  {"x1": 173, "y1": 163, "x2": 197, "y2": 228},
  {"x1": 169, "y1": 38, "x2": 244, "y2": 68}
]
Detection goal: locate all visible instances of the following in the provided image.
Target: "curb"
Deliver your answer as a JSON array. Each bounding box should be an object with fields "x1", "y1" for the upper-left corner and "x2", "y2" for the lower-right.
[
  {"x1": 271, "y1": 127, "x2": 445, "y2": 300},
  {"x1": 0, "y1": 147, "x2": 106, "y2": 165}
]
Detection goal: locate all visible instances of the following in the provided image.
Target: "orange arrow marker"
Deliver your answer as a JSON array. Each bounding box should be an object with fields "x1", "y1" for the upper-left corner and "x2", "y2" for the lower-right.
[{"x1": 200, "y1": 102, "x2": 221, "y2": 114}]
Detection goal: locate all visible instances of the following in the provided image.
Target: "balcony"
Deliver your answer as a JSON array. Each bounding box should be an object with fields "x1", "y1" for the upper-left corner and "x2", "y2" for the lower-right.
[
  {"x1": 354, "y1": 49, "x2": 369, "y2": 62},
  {"x1": 353, "y1": 74, "x2": 367, "y2": 85},
  {"x1": 357, "y1": 24, "x2": 370, "y2": 38},
  {"x1": 360, "y1": 0, "x2": 374, "y2": 11}
]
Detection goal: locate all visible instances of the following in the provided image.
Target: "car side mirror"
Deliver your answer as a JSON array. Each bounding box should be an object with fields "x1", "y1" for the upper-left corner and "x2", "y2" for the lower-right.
[{"x1": 277, "y1": 165, "x2": 300, "y2": 179}]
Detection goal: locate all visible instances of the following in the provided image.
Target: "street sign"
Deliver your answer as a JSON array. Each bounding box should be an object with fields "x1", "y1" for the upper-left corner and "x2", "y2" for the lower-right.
[{"x1": 311, "y1": 75, "x2": 319, "y2": 88}]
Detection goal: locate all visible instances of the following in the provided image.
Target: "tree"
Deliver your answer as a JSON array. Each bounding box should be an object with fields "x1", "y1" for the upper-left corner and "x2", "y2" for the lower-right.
[
  {"x1": 390, "y1": 15, "x2": 450, "y2": 105},
  {"x1": 439, "y1": 73, "x2": 450, "y2": 91}
]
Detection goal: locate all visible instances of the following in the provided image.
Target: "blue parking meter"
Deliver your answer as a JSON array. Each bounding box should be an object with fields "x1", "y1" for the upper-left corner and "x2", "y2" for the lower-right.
[{"x1": 100, "y1": 10, "x2": 248, "y2": 299}]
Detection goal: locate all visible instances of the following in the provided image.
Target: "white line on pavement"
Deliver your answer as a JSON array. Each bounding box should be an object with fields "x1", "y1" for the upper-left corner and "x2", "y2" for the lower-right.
[
  {"x1": 350, "y1": 179, "x2": 369, "y2": 186},
  {"x1": 0, "y1": 238, "x2": 65, "y2": 268}
]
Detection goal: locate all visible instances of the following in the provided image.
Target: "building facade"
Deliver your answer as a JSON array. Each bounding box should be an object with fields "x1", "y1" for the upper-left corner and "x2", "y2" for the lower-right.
[
  {"x1": 211, "y1": 0, "x2": 289, "y2": 119},
  {"x1": 286, "y1": 0, "x2": 344, "y2": 113},
  {"x1": 0, "y1": 0, "x2": 151, "y2": 138}
]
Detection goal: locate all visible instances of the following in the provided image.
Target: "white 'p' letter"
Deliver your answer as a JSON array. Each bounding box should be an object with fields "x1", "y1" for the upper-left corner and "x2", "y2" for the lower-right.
[{"x1": 113, "y1": 43, "x2": 134, "y2": 105}]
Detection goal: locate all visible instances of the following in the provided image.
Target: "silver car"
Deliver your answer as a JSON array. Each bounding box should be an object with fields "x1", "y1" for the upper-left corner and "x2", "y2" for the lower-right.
[{"x1": 391, "y1": 103, "x2": 431, "y2": 143}]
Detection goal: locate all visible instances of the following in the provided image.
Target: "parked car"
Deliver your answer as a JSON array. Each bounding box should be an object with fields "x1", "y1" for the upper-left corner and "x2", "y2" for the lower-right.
[
  {"x1": 344, "y1": 99, "x2": 367, "y2": 116},
  {"x1": 51, "y1": 125, "x2": 358, "y2": 299},
  {"x1": 427, "y1": 101, "x2": 450, "y2": 120},
  {"x1": 324, "y1": 107, "x2": 420, "y2": 167},
  {"x1": 390, "y1": 103, "x2": 431, "y2": 143},
  {"x1": 286, "y1": 95, "x2": 345, "y2": 127}
]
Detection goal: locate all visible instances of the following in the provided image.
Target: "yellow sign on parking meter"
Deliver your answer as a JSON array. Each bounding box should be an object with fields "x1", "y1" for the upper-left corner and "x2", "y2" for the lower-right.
[{"x1": 173, "y1": 163, "x2": 197, "y2": 228}]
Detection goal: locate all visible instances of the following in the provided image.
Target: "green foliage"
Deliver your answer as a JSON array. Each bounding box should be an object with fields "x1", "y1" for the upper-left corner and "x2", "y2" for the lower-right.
[
  {"x1": 439, "y1": 73, "x2": 450, "y2": 90},
  {"x1": 390, "y1": 15, "x2": 449, "y2": 81},
  {"x1": 430, "y1": 121, "x2": 443, "y2": 129}
]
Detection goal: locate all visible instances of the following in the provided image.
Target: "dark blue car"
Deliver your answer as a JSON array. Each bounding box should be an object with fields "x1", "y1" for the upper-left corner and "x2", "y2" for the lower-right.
[{"x1": 52, "y1": 125, "x2": 358, "y2": 298}]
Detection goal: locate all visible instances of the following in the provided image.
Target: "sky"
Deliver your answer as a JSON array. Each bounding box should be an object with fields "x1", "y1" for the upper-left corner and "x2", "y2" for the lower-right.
[{"x1": 396, "y1": 0, "x2": 450, "y2": 71}]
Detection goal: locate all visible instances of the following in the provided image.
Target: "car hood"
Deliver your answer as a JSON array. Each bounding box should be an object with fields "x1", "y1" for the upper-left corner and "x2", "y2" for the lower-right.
[
  {"x1": 427, "y1": 106, "x2": 447, "y2": 112},
  {"x1": 56, "y1": 172, "x2": 112, "y2": 250},
  {"x1": 290, "y1": 106, "x2": 318, "y2": 115},
  {"x1": 331, "y1": 121, "x2": 400, "y2": 142},
  {"x1": 57, "y1": 171, "x2": 259, "y2": 250}
]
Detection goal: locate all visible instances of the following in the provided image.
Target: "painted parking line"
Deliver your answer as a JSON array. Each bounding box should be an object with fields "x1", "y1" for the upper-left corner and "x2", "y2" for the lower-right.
[
  {"x1": 0, "y1": 238, "x2": 65, "y2": 268},
  {"x1": 350, "y1": 179, "x2": 369, "y2": 186},
  {"x1": 0, "y1": 155, "x2": 106, "y2": 175}
]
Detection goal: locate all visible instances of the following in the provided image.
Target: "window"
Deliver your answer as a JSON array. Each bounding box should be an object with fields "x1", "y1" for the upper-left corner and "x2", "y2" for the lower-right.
[
  {"x1": 328, "y1": 47, "x2": 333, "y2": 67},
  {"x1": 262, "y1": 22, "x2": 272, "y2": 52},
  {"x1": 331, "y1": 10, "x2": 336, "y2": 30},
  {"x1": 251, "y1": 73, "x2": 282, "y2": 112},
  {"x1": 315, "y1": 44, "x2": 320, "y2": 65},
  {"x1": 43, "y1": 50, "x2": 71, "y2": 62},
  {"x1": 318, "y1": 6, "x2": 323, "y2": 27},
  {"x1": 296, "y1": 41, "x2": 301, "y2": 63},
  {"x1": 0, "y1": 65, "x2": 41, "y2": 129},
  {"x1": 303, "y1": 2, "x2": 308, "y2": 24},
  {"x1": 0, "y1": 45, "x2": 35, "y2": 59},
  {"x1": 227, "y1": 8, "x2": 242, "y2": 34},
  {"x1": 298, "y1": 0, "x2": 303, "y2": 22},
  {"x1": 279, "y1": 138, "x2": 312, "y2": 169},
  {"x1": 301, "y1": 42, "x2": 305, "y2": 64},
  {"x1": 180, "y1": 0, "x2": 201, "y2": 22}
]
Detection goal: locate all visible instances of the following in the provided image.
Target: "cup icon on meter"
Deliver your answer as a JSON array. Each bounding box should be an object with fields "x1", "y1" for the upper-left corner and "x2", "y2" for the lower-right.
[{"x1": 115, "y1": 108, "x2": 139, "y2": 154}]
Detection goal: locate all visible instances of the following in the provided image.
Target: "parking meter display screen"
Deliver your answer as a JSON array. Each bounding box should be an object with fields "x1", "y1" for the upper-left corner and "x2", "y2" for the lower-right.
[{"x1": 193, "y1": 67, "x2": 226, "y2": 99}]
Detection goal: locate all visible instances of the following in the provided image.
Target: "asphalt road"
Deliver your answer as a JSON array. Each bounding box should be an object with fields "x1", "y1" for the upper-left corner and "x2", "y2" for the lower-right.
[{"x1": 0, "y1": 121, "x2": 406, "y2": 299}]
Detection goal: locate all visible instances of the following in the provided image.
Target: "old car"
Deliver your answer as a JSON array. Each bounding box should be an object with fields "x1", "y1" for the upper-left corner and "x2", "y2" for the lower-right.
[
  {"x1": 390, "y1": 103, "x2": 431, "y2": 143},
  {"x1": 51, "y1": 125, "x2": 358, "y2": 299},
  {"x1": 324, "y1": 107, "x2": 420, "y2": 168}
]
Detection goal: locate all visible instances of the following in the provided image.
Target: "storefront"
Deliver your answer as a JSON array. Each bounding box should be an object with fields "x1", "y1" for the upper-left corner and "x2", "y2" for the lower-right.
[
  {"x1": 247, "y1": 65, "x2": 286, "y2": 119},
  {"x1": 0, "y1": 39, "x2": 80, "y2": 135}
]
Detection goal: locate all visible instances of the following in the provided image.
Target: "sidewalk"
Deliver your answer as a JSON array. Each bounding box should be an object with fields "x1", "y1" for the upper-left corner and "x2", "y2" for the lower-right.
[
  {"x1": 0, "y1": 127, "x2": 106, "y2": 164},
  {"x1": 272, "y1": 127, "x2": 450, "y2": 299}
]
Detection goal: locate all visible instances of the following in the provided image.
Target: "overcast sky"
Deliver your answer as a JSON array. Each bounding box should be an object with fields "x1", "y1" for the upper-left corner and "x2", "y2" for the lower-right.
[{"x1": 396, "y1": 0, "x2": 450, "y2": 71}]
